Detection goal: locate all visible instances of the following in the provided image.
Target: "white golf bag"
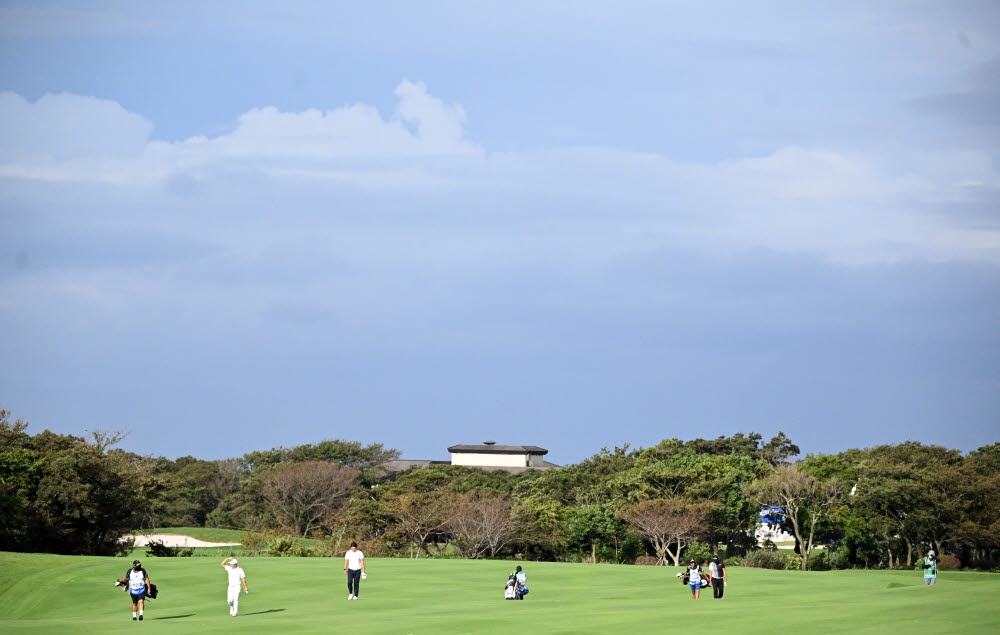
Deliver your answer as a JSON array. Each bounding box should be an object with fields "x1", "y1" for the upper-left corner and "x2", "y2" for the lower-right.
[{"x1": 504, "y1": 574, "x2": 518, "y2": 600}]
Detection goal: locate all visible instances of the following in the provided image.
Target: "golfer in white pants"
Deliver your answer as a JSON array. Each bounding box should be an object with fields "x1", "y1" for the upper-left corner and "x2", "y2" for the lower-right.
[{"x1": 222, "y1": 557, "x2": 249, "y2": 616}]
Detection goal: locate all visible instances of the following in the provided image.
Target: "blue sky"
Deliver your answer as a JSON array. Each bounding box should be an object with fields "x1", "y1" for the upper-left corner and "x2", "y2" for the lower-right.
[{"x1": 1, "y1": 1, "x2": 998, "y2": 463}]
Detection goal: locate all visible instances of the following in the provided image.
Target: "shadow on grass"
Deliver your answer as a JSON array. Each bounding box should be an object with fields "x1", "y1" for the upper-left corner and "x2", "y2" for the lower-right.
[
  {"x1": 243, "y1": 609, "x2": 286, "y2": 616},
  {"x1": 153, "y1": 614, "x2": 196, "y2": 620}
]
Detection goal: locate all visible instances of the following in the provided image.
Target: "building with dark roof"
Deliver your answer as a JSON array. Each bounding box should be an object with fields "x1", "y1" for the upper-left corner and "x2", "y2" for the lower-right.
[{"x1": 383, "y1": 441, "x2": 558, "y2": 474}]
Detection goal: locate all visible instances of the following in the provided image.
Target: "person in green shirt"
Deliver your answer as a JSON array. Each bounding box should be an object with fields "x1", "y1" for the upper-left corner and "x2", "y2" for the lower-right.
[{"x1": 921, "y1": 550, "x2": 941, "y2": 585}]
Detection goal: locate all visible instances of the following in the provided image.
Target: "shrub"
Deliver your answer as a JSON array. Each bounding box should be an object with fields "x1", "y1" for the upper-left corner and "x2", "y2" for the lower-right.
[
  {"x1": 240, "y1": 531, "x2": 270, "y2": 556},
  {"x1": 939, "y1": 554, "x2": 961, "y2": 571},
  {"x1": 785, "y1": 553, "x2": 803, "y2": 570},
  {"x1": 315, "y1": 536, "x2": 399, "y2": 558},
  {"x1": 634, "y1": 555, "x2": 658, "y2": 566},
  {"x1": 316, "y1": 535, "x2": 394, "y2": 558},
  {"x1": 808, "y1": 549, "x2": 831, "y2": 571},
  {"x1": 145, "y1": 540, "x2": 193, "y2": 558},
  {"x1": 733, "y1": 549, "x2": 788, "y2": 569},
  {"x1": 267, "y1": 535, "x2": 311, "y2": 557},
  {"x1": 684, "y1": 540, "x2": 713, "y2": 566},
  {"x1": 115, "y1": 536, "x2": 136, "y2": 557},
  {"x1": 827, "y1": 545, "x2": 851, "y2": 570}
]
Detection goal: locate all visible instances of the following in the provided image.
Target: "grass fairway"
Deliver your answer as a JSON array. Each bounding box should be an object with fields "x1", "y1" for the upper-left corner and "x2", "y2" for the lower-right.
[{"x1": 1, "y1": 552, "x2": 998, "y2": 634}]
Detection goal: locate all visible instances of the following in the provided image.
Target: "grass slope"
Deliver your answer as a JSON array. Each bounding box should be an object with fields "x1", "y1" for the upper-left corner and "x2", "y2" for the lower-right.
[
  {"x1": 1, "y1": 552, "x2": 997, "y2": 634},
  {"x1": 124, "y1": 528, "x2": 321, "y2": 558},
  {"x1": 142, "y1": 528, "x2": 247, "y2": 543},
  {"x1": 140, "y1": 527, "x2": 319, "y2": 547}
]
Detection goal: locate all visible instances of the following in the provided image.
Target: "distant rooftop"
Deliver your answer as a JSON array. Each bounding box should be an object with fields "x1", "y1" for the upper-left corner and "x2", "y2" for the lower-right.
[{"x1": 382, "y1": 442, "x2": 557, "y2": 475}]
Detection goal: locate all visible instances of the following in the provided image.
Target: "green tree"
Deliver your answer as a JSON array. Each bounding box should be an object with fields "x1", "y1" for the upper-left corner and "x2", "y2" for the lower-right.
[
  {"x1": 0, "y1": 410, "x2": 42, "y2": 551},
  {"x1": 34, "y1": 436, "x2": 159, "y2": 555}
]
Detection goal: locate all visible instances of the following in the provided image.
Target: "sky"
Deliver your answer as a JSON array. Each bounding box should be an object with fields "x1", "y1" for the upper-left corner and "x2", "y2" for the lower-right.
[{"x1": 1, "y1": 1, "x2": 998, "y2": 464}]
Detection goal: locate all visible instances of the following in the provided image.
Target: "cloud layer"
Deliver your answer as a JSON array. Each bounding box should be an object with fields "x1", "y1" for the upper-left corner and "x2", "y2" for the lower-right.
[
  {"x1": 1, "y1": 82, "x2": 997, "y2": 265},
  {"x1": 1, "y1": 79, "x2": 998, "y2": 460}
]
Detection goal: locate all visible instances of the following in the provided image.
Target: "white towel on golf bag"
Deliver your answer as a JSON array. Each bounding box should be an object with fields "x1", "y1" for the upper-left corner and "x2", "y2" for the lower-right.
[{"x1": 504, "y1": 579, "x2": 517, "y2": 599}]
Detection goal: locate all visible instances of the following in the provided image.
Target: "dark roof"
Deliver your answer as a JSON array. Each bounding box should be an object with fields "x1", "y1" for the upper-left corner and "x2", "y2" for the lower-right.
[{"x1": 448, "y1": 444, "x2": 548, "y2": 455}]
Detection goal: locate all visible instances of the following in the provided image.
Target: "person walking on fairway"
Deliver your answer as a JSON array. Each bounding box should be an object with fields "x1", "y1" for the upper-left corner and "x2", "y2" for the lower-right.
[
  {"x1": 686, "y1": 558, "x2": 706, "y2": 599},
  {"x1": 221, "y1": 557, "x2": 249, "y2": 616},
  {"x1": 922, "y1": 550, "x2": 941, "y2": 585},
  {"x1": 344, "y1": 542, "x2": 365, "y2": 600},
  {"x1": 709, "y1": 554, "x2": 727, "y2": 598},
  {"x1": 118, "y1": 559, "x2": 151, "y2": 621}
]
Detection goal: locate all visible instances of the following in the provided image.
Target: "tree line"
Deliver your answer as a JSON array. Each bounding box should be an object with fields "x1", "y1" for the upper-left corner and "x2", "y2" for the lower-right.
[{"x1": 1, "y1": 408, "x2": 997, "y2": 570}]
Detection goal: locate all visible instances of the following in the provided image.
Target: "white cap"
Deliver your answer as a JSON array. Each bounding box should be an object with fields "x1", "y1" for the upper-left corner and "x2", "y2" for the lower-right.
[{"x1": 230, "y1": 559, "x2": 238, "y2": 565}]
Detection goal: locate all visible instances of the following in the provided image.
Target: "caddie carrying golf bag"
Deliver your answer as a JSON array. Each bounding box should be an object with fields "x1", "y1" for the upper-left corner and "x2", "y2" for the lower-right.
[{"x1": 504, "y1": 574, "x2": 518, "y2": 600}]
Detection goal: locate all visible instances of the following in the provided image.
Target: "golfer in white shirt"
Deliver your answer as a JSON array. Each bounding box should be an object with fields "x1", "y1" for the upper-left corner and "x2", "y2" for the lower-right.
[
  {"x1": 221, "y1": 557, "x2": 249, "y2": 616},
  {"x1": 344, "y1": 542, "x2": 365, "y2": 600}
]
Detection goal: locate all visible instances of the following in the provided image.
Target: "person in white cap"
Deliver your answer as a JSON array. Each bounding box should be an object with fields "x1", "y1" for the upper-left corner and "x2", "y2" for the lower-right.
[
  {"x1": 221, "y1": 557, "x2": 249, "y2": 616},
  {"x1": 921, "y1": 550, "x2": 941, "y2": 585},
  {"x1": 344, "y1": 542, "x2": 366, "y2": 600}
]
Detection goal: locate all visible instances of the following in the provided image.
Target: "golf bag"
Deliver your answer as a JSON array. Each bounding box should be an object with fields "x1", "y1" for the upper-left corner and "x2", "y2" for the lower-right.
[
  {"x1": 504, "y1": 574, "x2": 518, "y2": 600},
  {"x1": 676, "y1": 572, "x2": 708, "y2": 588}
]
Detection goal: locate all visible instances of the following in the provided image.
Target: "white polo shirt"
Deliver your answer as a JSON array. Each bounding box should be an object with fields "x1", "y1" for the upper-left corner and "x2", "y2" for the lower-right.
[
  {"x1": 345, "y1": 549, "x2": 364, "y2": 570},
  {"x1": 227, "y1": 566, "x2": 245, "y2": 588}
]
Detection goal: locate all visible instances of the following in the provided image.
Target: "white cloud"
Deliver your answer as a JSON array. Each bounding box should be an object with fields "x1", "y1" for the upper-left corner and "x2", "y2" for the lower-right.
[
  {"x1": 0, "y1": 82, "x2": 997, "y2": 265},
  {"x1": 183, "y1": 79, "x2": 476, "y2": 161},
  {"x1": 0, "y1": 91, "x2": 152, "y2": 162}
]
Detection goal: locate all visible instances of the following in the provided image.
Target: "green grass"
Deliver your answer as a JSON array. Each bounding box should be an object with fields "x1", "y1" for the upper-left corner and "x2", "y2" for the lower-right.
[{"x1": 1, "y1": 552, "x2": 998, "y2": 633}]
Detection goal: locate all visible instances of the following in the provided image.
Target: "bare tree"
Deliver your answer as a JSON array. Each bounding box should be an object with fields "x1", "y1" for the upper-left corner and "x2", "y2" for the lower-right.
[
  {"x1": 387, "y1": 489, "x2": 457, "y2": 558},
  {"x1": 747, "y1": 463, "x2": 844, "y2": 570},
  {"x1": 620, "y1": 497, "x2": 708, "y2": 565},
  {"x1": 446, "y1": 492, "x2": 516, "y2": 559},
  {"x1": 259, "y1": 461, "x2": 358, "y2": 536}
]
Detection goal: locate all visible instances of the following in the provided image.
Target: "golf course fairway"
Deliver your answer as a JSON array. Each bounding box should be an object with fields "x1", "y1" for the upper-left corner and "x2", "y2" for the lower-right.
[{"x1": 1, "y1": 552, "x2": 998, "y2": 633}]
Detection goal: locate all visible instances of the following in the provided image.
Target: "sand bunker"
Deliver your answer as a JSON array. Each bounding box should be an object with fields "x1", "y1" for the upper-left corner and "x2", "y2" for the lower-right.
[{"x1": 123, "y1": 533, "x2": 241, "y2": 548}]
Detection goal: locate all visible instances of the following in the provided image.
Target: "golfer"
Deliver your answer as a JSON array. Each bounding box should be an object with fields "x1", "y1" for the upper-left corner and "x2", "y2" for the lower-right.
[
  {"x1": 709, "y1": 555, "x2": 727, "y2": 598},
  {"x1": 921, "y1": 550, "x2": 941, "y2": 585},
  {"x1": 685, "y1": 558, "x2": 706, "y2": 599},
  {"x1": 344, "y1": 542, "x2": 365, "y2": 600},
  {"x1": 118, "y1": 559, "x2": 151, "y2": 621},
  {"x1": 221, "y1": 557, "x2": 249, "y2": 616}
]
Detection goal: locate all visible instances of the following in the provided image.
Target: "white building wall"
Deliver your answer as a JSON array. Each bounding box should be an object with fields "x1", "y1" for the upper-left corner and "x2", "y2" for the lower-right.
[{"x1": 451, "y1": 452, "x2": 527, "y2": 467}]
